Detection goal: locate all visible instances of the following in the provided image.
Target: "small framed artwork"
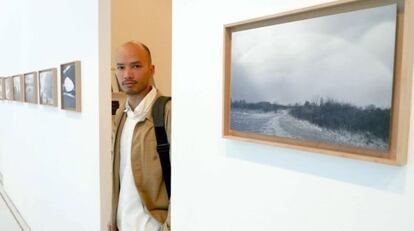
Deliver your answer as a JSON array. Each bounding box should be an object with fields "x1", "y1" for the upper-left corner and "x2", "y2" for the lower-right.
[
  {"x1": 223, "y1": 0, "x2": 413, "y2": 165},
  {"x1": 24, "y1": 72, "x2": 38, "y2": 104},
  {"x1": 5, "y1": 77, "x2": 13, "y2": 100},
  {"x1": 12, "y1": 75, "x2": 23, "y2": 102},
  {"x1": 60, "y1": 61, "x2": 81, "y2": 112},
  {"x1": 0, "y1": 78, "x2": 4, "y2": 100},
  {"x1": 38, "y1": 68, "x2": 58, "y2": 106}
]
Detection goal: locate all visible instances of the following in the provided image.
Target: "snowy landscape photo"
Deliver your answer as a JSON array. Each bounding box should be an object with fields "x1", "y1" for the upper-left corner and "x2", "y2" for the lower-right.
[{"x1": 229, "y1": 4, "x2": 397, "y2": 151}]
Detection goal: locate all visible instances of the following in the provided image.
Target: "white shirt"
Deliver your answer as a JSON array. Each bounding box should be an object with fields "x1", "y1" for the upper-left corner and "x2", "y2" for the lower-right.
[{"x1": 117, "y1": 87, "x2": 161, "y2": 231}]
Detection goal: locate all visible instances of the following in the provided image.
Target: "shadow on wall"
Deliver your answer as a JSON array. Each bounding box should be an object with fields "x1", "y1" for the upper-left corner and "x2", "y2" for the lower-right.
[{"x1": 223, "y1": 139, "x2": 407, "y2": 194}]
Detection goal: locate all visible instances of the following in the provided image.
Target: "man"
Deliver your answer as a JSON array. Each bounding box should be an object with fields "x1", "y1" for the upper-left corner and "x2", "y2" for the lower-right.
[{"x1": 110, "y1": 41, "x2": 171, "y2": 231}]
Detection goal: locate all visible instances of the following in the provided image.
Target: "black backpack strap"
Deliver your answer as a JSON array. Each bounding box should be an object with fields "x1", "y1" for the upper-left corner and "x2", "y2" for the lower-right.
[{"x1": 152, "y1": 96, "x2": 171, "y2": 199}]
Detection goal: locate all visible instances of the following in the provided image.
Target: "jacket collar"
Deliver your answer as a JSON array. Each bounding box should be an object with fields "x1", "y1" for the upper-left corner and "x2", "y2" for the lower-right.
[
  {"x1": 123, "y1": 87, "x2": 158, "y2": 121},
  {"x1": 117, "y1": 91, "x2": 162, "y2": 124}
]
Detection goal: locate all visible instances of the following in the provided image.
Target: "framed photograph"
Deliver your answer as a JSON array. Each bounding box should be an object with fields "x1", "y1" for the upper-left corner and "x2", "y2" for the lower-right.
[
  {"x1": 60, "y1": 61, "x2": 81, "y2": 112},
  {"x1": 223, "y1": 0, "x2": 414, "y2": 165},
  {"x1": 12, "y1": 75, "x2": 23, "y2": 102},
  {"x1": 38, "y1": 68, "x2": 57, "y2": 106},
  {"x1": 24, "y1": 72, "x2": 38, "y2": 104},
  {"x1": 5, "y1": 77, "x2": 13, "y2": 100},
  {"x1": 0, "y1": 78, "x2": 4, "y2": 100}
]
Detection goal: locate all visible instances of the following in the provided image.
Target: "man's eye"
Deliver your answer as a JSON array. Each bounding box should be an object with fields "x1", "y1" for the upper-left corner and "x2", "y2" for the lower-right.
[
  {"x1": 116, "y1": 66, "x2": 124, "y2": 71},
  {"x1": 132, "y1": 64, "x2": 141, "y2": 69}
]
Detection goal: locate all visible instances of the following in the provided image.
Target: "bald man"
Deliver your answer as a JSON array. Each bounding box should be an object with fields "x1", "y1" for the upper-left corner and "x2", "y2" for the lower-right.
[{"x1": 110, "y1": 41, "x2": 171, "y2": 231}]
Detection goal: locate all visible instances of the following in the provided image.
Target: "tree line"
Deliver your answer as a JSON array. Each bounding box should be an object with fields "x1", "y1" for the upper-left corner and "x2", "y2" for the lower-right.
[{"x1": 231, "y1": 99, "x2": 286, "y2": 112}]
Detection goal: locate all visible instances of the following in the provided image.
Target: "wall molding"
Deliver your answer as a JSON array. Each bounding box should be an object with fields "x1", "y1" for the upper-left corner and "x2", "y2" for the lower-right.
[{"x1": 0, "y1": 185, "x2": 31, "y2": 231}]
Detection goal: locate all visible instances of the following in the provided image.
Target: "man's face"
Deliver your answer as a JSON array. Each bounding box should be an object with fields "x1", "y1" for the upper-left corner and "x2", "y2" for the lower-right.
[{"x1": 115, "y1": 44, "x2": 154, "y2": 96}]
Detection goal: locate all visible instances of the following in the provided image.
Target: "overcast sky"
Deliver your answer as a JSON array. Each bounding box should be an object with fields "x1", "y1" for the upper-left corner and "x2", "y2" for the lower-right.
[{"x1": 231, "y1": 4, "x2": 397, "y2": 108}]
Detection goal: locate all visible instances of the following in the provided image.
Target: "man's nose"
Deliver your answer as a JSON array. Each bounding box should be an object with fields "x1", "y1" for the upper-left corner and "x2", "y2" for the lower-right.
[{"x1": 123, "y1": 67, "x2": 133, "y2": 78}]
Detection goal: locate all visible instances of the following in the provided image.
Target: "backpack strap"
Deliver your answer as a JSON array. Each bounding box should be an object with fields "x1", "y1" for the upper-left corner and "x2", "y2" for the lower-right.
[{"x1": 152, "y1": 96, "x2": 171, "y2": 199}]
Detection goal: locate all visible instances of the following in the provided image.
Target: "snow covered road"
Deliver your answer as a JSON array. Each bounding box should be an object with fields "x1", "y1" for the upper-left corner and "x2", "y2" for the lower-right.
[{"x1": 231, "y1": 109, "x2": 388, "y2": 151}]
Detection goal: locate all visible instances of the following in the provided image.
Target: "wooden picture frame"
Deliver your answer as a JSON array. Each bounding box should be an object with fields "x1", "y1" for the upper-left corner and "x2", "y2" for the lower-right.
[
  {"x1": 223, "y1": 0, "x2": 414, "y2": 165},
  {"x1": 0, "y1": 77, "x2": 4, "y2": 100},
  {"x1": 60, "y1": 61, "x2": 81, "y2": 112},
  {"x1": 4, "y1": 77, "x2": 13, "y2": 100},
  {"x1": 12, "y1": 75, "x2": 23, "y2": 102},
  {"x1": 38, "y1": 68, "x2": 58, "y2": 106},
  {"x1": 24, "y1": 72, "x2": 38, "y2": 104}
]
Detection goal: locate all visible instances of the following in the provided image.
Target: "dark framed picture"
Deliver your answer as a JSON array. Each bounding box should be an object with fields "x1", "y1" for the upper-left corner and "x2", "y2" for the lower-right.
[
  {"x1": 5, "y1": 77, "x2": 13, "y2": 100},
  {"x1": 38, "y1": 68, "x2": 58, "y2": 106},
  {"x1": 0, "y1": 77, "x2": 4, "y2": 100},
  {"x1": 24, "y1": 72, "x2": 38, "y2": 104},
  {"x1": 12, "y1": 75, "x2": 23, "y2": 102},
  {"x1": 60, "y1": 61, "x2": 81, "y2": 112},
  {"x1": 223, "y1": 0, "x2": 413, "y2": 165}
]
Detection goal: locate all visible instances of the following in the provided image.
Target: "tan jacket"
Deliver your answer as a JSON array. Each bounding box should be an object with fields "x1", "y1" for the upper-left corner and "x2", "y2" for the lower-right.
[{"x1": 111, "y1": 95, "x2": 171, "y2": 231}]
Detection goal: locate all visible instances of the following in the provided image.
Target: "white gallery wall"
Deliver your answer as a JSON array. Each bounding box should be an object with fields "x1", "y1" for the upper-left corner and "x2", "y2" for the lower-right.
[
  {"x1": 0, "y1": 0, "x2": 111, "y2": 230},
  {"x1": 172, "y1": 0, "x2": 414, "y2": 231}
]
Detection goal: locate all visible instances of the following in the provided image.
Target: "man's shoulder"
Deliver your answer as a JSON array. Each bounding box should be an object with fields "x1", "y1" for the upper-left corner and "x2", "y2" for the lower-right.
[
  {"x1": 152, "y1": 95, "x2": 171, "y2": 128},
  {"x1": 164, "y1": 98, "x2": 171, "y2": 112},
  {"x1": 160, "y1": 96, "x2": 171, "y2": 119},
  {"x1": 113, "y1": 103, "x2": 126, "y2": 130},
  {"x1": 115, "y1": 104, "x2": 126, "y2": 118},
  {"x1": 153, "y1": 94, "x2": 171, "y2": 112}
]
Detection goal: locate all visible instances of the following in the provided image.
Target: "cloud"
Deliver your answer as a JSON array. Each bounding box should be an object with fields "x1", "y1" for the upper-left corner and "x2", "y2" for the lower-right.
[{"x1": 231, "y1": 4, "x2": 396, "y2": 108}]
